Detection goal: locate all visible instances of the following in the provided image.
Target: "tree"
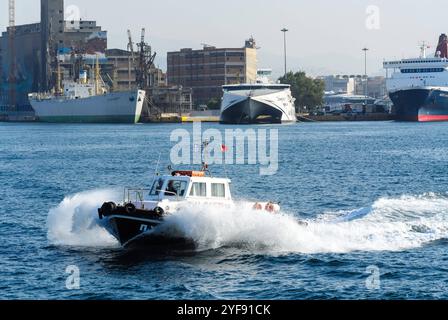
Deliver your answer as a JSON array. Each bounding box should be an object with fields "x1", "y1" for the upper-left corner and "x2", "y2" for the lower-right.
[
  {"x1": 279, "y1": 71, "x2": 325, "y2": 113},
  {"x1": 206, "y1": 98, "x2": 221, "y2": 110}
]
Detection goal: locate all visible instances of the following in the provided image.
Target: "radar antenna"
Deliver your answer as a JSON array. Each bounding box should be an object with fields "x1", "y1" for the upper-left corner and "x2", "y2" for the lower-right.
[{"x1": 419, "y1": 41, "x2": 431, "y2": 58}]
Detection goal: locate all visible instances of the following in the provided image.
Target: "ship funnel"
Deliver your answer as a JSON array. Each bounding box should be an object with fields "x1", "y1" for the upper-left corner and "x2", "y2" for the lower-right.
[{"x1": 435, "y1": 34, "x2": 448, "y2": 58}]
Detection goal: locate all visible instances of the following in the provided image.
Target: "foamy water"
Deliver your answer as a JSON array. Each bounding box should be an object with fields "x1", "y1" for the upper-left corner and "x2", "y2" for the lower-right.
[
  {"x1": 5, "y1": 121, "x2": 448, "y2": 299},
  {"x1": 47, "y1": 190, "x2": 448, "y2": 254},
  {"x1": 47, "y1": 189, "x2": 121, "y2": 247}
]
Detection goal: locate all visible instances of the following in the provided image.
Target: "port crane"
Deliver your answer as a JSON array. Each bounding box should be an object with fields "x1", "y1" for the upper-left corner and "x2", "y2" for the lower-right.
[
  {"x1": 126, "y1": 28, "x2": 157, "y2": 89},
  {"x1": 126, "y1": 28, "x2": 161, "y2": 117},
  {"x1": 137, "y1": 28, "x2": 157, "y2": 87}
]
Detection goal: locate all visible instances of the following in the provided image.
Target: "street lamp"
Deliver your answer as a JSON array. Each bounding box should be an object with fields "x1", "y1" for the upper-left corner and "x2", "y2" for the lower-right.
[
  {"x1": 362, "y1": 47, "x2": 369, "y2": 108},
  {"x1": 281, "y1": 28, "x2": 289, "y2": 77}
]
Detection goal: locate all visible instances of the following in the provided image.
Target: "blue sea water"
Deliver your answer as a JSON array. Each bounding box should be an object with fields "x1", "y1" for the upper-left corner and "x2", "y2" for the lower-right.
[{"x1": 1, "y1": 121, "x2": 448, "y2": 300}]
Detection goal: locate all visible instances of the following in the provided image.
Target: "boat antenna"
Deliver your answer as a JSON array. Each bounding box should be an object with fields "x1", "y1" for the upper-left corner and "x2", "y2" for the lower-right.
[
  {"x1": 153, "y1": 151, "x2": 162, "y2": 177},
  {"x1": 148, "y1": 151, "x2": 163, "y2": 189},
  {"x1": 201, "y1": 139, "x2": 212, "y2": 176},
  {"x1": 222, "y1": 144, "x2": 229, "y2": 179},
  {"x1": 419, "y1": 41, "x2": 431, "y2": 58}
]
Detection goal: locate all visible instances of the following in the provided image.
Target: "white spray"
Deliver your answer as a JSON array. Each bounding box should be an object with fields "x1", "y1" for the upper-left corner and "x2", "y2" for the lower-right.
[
  {"x1": 47, "y1": 191, "x2": 448, "y2": 254},
  {"x1": 47, "y1": 189, "x2": 120, "y2": 247}
]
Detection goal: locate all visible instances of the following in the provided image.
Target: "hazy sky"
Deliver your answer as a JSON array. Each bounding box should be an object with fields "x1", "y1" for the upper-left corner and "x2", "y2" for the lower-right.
[{"x1": 1, "y1": 0, "x2": 447, "y2": 78}]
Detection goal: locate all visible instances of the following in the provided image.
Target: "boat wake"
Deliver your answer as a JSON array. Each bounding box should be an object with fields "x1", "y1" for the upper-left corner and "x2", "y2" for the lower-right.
[
  {"x1": 47, "y1": 190, "x2": 448, "y2": 254},
  {"x1": 47, "y1": 189, "x2": 121, "y2": 248}
]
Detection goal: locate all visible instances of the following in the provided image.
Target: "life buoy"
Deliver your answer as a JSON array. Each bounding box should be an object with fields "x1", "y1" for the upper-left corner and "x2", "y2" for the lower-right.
[{"x1": 265, "y1": 202, "x2": 275, "y2": 213}]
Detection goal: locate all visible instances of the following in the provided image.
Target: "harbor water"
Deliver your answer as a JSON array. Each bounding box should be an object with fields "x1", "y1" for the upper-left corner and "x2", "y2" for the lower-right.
[{"x1": 1, "y1": 121, "x2": 448, "y2": 299}]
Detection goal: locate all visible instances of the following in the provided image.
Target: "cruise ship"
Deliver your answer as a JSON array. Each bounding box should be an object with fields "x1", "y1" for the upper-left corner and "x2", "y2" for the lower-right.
[
  {"x1": 384, "y1": 34, "x2": 448, "y2": 122},
  {"x1": 29, "y1": 62, "x2": 145, "y2": 124},
  {"x1": 220, "y1": 69, "x2": 297, "y2": 124}
]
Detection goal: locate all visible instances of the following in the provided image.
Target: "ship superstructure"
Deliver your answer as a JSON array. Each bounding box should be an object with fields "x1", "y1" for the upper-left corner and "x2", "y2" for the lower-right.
[{"x1": 384, "y1": 34, "x2": 448, "y2": 122}]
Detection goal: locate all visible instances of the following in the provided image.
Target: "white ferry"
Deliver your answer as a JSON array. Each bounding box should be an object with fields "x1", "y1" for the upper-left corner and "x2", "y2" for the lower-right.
[
  {"x1": 220, "y1": 69, "x2": 297, "y2": 124},
  {"x1": 383, "y1": 34, "x2": 448, "y2": 122}
]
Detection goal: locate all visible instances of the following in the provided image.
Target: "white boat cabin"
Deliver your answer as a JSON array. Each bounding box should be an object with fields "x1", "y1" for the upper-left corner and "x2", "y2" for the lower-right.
[
  {"x1": 125, "y1": 171, "x2": 233, "y2": 213},
  {"x1": 148, "y1": 171, "x2": 232, "y2": 202}
]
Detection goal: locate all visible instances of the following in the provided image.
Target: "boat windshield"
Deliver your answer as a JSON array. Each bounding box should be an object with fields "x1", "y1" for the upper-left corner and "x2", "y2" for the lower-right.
[
  {"x1": 165, "y1": 180, "x2": 188, "y2": 197},
  {"x1": 149, "y1": 178, "x2": 164, "y2": 196}
]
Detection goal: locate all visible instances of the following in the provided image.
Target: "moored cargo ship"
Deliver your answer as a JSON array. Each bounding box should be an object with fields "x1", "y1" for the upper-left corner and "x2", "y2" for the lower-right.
[
  {"x1": 29, "y1": 60, "x2": 145, "y2": 124},
  {"x1": 29, "y1": 87, "x2": 145, "y2": 124}
]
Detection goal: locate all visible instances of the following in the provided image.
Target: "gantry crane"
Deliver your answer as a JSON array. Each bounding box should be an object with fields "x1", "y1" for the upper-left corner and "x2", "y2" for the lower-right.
[{"x1": 126, "y1": 28, "x2": 157, "y2": 89}]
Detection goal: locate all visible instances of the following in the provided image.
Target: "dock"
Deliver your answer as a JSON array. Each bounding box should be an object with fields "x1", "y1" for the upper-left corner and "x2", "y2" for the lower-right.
[
  {"x1": 181, "y1": 110, "x2": 220, "y2": 123},
  {"x1": 0, "y1": 111, "x2": 37, "y2": 122},
  {"x1": 298, "y1": 113, "x2": 395, "y2": 122},
  {"x1": 181, "y1": 116, "x2": 220, "y2": 123}
]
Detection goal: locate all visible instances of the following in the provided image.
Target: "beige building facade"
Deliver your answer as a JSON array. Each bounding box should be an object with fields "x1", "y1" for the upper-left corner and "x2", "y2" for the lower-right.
[{"x1": 167, "y1": 38, "x2": 258, "y2": 106}]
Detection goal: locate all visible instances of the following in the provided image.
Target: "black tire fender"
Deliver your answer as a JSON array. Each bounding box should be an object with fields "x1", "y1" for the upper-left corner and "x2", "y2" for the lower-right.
[
  {"x1": 125, "y1": 203, "x2": 137, "y2": 214},
  {"x1": 154, "y1": 207, "x2": 164, "y2": 216},
  {"x1": 101, "y1": 202, "x2": 117, "y2": 215}
]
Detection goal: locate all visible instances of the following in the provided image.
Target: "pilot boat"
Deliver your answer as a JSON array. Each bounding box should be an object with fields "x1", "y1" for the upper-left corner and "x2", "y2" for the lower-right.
[{"x1": 98, "y1": 169, "x2": 280, "y2": 248}]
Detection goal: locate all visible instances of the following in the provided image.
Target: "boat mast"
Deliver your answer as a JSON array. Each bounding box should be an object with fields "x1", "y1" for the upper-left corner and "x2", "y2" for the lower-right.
[
  {"x1": 95, "y1": 55, "x2": 100, "y2": 95},
  {"x1": 419, "y1": 41, "x2": 429, "y2": 58},
  {"x1": 56, "y1": 59, "x2": 62, "y2": 95}
]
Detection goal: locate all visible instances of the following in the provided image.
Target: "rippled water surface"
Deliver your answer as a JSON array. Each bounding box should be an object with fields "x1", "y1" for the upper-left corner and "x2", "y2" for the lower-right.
[{"x1": 1, "y1": 121, "x2": 448, "y2": 299}]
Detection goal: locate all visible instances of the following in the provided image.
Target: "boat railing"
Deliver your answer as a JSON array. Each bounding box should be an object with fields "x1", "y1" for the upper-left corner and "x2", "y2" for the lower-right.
[
  {"x1": 156, "y1": 190, "x2": 180, "y2": 201},
  {"x1": 124, "y1": 188, "x2": 151, "y2": 204},
  {"x1": 123, "y1": 188, "x2": 181, "y2": 203}
]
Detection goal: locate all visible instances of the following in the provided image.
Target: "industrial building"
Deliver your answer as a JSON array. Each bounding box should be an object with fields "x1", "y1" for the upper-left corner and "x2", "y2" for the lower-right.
[
  {"x1": 320, "y1": 75, "x2": 356, "y2": 95},
  {"x1": 0, "y1": 0, "x2": 107, "y2": 110},
  {"x1": 105, "y1": 48, "x2": 166, "y2": 92},
  {"x1": 167, "y1": 38, "x2": 258, "y2": 106},
  {"x1": 320, "y1": 75, "x2": 387, "y2": 99},
  {"x1": 105, "y1": 48, "x2": 192, "y2": 115},
  {"x1": 354, "y1": 76, "x2": 387, "y2": 99},
  {"x1": 0, "y1": 0, "x2": 195, "y2": 119}
]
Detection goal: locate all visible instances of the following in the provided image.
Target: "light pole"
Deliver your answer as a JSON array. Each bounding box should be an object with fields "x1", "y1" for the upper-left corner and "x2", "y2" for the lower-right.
[
  {"x1": 281, "y1": 28, "x2": 289, "y2": 77},
  {"x1": 362, "y1": 48, "x2": 369, "y2": 108}
]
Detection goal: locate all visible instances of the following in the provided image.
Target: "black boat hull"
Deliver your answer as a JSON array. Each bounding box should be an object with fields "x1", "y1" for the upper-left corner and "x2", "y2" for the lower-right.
[
  {"x1": 390, "y1": 88, "x2": 448, "y2": 122},
  {"x1": 220, "y1": 98, "x2": 283, "y2": 124},
  {"x1": 107, "y1": 216, "x2": 162, "y2": 247},
  {"x1": 99, "y1": 204, "x2": 177, "y2": 247}
]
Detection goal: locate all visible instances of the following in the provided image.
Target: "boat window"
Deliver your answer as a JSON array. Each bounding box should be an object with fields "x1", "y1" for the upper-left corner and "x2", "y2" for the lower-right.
[
  {"x1": 190, "y1": 182, "x2": 207, "y2": 197},
  {"x1": 149, "y1": 178, "x2": 164, "y2": 196},
  {"x1": 211, "y1": 183, "x2": 226, "y2": 198},
  {"x1": 165, "y1": 180, "x2": 188, "y2": 197}
]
